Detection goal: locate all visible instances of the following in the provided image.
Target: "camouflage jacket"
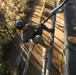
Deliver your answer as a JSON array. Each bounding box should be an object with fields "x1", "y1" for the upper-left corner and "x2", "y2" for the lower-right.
[{"x1": 22, "y1": 24, "x2": 42, "y2": 43}]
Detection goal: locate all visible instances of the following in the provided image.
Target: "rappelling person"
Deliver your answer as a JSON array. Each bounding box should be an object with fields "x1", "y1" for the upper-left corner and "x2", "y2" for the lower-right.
[{"x1": 15, "y1": 20, "x2": 54, "y2": 44}]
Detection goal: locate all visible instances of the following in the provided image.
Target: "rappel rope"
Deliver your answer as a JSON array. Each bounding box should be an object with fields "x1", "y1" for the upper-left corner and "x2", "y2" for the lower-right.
[{"x1": 22, "y1": 39, "x2": 34, "y2": 75}]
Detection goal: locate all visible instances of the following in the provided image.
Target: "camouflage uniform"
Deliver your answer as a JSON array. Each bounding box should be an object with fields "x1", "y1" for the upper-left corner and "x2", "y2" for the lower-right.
[{"x1": 23, "y1": 24, "x2": 53, "y2": 44}]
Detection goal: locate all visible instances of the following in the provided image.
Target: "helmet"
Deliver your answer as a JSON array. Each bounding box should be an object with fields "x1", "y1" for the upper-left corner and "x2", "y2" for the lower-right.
[{"x1": 15, "y1": 20, "x2": 24, "y2": 29}]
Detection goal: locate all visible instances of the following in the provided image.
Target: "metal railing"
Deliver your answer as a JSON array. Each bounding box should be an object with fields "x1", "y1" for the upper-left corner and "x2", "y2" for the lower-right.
[
  {"x1": 41, "y1": 0, "x2": 69, "y2": 75},
  {"x1": 20, "y1": 0, "x2": 69, "y2": 75},
  {"x1": 45, "y1": 1, "x2": 56, "y2": 75}
]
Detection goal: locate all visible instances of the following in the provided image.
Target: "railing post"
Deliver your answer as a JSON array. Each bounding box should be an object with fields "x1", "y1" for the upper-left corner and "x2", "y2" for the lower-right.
[
  {"x1": 63, "y1": 3, "x2": 69, "y2": 75},
  {"x1": 41, "y1": 47, "x2": 47, "y2": 75},
  {"x1": 45, "y1": 1, "x2": 56, "y2": 75}
]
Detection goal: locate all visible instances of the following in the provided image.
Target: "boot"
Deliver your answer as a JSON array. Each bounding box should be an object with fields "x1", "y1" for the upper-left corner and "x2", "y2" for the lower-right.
[
  {"x1": 49, "y1": 27, "x2": 54, "y2": 33},
  {"x1": 68, "y1": 36, "x2": 76, "y2": 44},
  {"x1": 68, "y1": 26, "x2": 76, "y2": 44},
  {"x1": 73, "y1": 26, "x2": 76, "y2": 31}
]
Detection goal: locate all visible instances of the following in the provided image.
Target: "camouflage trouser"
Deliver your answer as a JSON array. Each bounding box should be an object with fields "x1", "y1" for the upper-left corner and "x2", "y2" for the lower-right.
[
  {"x1": 33, "y1": 35, "x2": 42, "y2": 44},
  {"x1": 33, "y1": 35, "x2": 50, "y2": 48},
  {"x1": 22, "y1": 23, "x2": 52, "y2": 43}
]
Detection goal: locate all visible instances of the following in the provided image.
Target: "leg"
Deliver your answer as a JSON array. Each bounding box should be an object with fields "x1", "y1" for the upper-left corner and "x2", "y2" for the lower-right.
[
  {"x1": 35, "y1": 24, "x2": 54, "y2": 36},
  {"x1": 33, "y1": 35, "x2": 51, "y2": 49},
  {"x1": 42, "y1": 25, "x2": 54, "y2": 32}
]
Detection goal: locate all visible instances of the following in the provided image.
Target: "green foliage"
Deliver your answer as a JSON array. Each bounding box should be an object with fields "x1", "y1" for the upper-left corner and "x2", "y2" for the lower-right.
[
  {"x1": 1, "y1": 37, "x2": 14, "y2": 61},
  {"x1": 0, "y1": 62, "x2": 13, "y2": 75},
  {"x1": 0, "y1": 38, "x2": 14, "y2": 75}
]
